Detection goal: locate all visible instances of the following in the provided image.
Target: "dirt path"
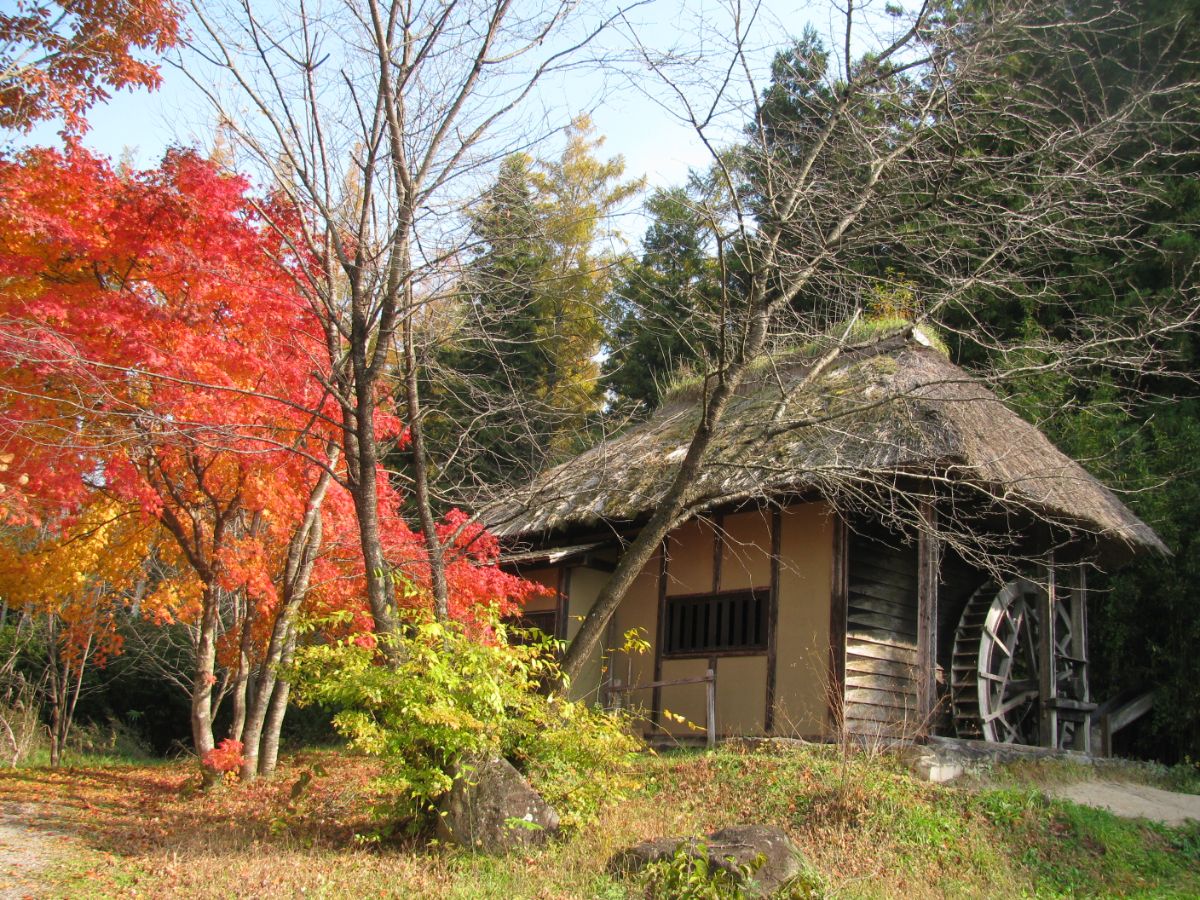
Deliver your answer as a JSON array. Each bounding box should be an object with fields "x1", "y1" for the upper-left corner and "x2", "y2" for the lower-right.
[
  {"x1": 1047, "y1": 780, "x2": 1200, "y2": 826},
  {"x1": 0, "y1": 802, "x2": 71, "y2": 899}
]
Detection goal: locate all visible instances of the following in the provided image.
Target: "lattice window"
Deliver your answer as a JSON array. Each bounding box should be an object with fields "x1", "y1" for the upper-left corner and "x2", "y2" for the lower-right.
[{"x1": 663, "y1": 589, "x2": 768, "y2": 657}]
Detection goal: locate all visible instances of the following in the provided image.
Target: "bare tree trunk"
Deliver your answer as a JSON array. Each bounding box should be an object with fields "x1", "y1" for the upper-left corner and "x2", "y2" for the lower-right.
[
  {"x1": 560, "y1": 304, "x2": 779, "y2": 683},
  {"x1": 41, "y1": 616, "x2": 93, "y2": 767},
  {"x1": 191, "y1": 585, "x2": 220, "y2": 785},
  {"x1": 402, "y1": 303, "x2": 451, "y2": 622},
  {"x1": 45, "y1": 621, "x2": 61, "y2": 768},
  {"x1": 240, "y1": 461, "x2": 334, "y2": 781},
  {"x1": 258, "y1": 631, "x2": 296, "y2": 778},
  {"x1": 346, "y1": 372, "x2": 401, "y2": 644},
  {"x1": 60, "y1": 633, "x2": 89, "y2": 759},
  {"x1": 228, "y1": 592, "x2": 253, "y2": 744},
  {"x1": 188, "y1": 0, "x2": 608, "y2": 644}
]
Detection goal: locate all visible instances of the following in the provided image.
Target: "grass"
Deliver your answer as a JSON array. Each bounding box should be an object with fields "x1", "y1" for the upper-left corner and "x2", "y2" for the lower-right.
[
  {"x1": 1, "y1": 744, "x2": 1198, "y2": 898},
  {"x1": 960, "y1": 754, "x2": 1200, "y2": 797}
]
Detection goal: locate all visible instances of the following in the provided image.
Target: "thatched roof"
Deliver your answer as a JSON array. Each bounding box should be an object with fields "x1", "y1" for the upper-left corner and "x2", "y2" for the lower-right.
[{"x1": 488, "y1": 330, "x2": 1166, "y2": 557}]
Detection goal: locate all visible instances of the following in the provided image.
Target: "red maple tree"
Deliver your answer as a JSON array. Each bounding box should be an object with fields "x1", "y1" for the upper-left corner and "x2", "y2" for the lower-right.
[
  {"x1": 1, "y1": 0, "x2": 182, "y2": 133},
  {"x1": 0, "y1": 146, "x2": 540, "y2": 778}
]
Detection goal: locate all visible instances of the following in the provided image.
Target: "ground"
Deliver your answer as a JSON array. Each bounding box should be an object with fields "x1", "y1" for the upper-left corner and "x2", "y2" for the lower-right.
[
  {"x1": 0, "y1": 746, "x2": 1197, "y2": 898},
  {"x1": 1047, "y1": 780, "x2": 1200, "y2": 827},
  {"x1": 0, "y1": 801, "x2": 70, "y2": 899}
]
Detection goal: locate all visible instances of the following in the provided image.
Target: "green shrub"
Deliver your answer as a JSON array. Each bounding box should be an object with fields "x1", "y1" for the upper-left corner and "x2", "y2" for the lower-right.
[
  {"x1": 642, "y1": 841, "x2": 762, "y2": 900},
  {"x1": 292, "y1": 618, "x2": 641, "y2": 828}
]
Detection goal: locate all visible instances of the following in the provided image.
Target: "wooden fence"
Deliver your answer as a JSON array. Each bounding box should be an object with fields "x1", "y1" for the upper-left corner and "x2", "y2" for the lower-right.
[{"x1": 609, "y1": 669, "x2": 717, "y2": 749}]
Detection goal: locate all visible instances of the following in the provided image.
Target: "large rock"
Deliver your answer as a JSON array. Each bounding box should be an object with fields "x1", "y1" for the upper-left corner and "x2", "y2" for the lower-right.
[
  {"x1": 436, "y1": 755, "x2": 560, "y2": 853},
  {"x1": 610, "y1": 824, "x2": 802, "y2": 897}
]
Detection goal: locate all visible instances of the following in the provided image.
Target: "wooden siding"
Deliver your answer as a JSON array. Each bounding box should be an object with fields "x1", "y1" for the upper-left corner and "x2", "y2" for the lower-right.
[{"x1": 844, "y1": 532, "x2": 921, "y2": 739}]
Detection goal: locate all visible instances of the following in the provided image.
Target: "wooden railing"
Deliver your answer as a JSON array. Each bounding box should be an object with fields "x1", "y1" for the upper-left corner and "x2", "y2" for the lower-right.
[
  {"x1": 1091, "y1": 689, "x2": 1154, "y2": 757},
  {"x1": 609, "y1": 669, "x2": 717, "y2": 749}
]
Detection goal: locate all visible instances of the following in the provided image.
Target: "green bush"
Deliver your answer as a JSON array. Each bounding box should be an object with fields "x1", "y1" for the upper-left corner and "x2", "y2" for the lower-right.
[
  {"x1": 292, "y1": 618, "x2": 641, "y2": 828},
  {"x1": 642, "y1": 841, "x2": 762, "y2": 900}
]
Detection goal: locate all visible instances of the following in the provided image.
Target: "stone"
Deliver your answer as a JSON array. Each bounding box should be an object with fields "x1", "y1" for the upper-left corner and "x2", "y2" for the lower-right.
[
  {"x1": 610, "y1": 824, "x2": 802, "y2": 897},
  {"x1": 899, "y1": 745, "x2": 966, "y2": 783},
  {"x1": 435, "y1": 755, "x2": 560, "y2": 853}
]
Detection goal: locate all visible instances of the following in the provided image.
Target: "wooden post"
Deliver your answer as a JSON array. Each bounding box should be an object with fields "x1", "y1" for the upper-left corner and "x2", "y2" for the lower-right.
[
  {"x1": 651, "y1": 542, "x2": 668, "y2": 732},
  {"x1": 916, "y1": 500, "x2": 940, "y2": 732},
  {"x1": 1038, "y1": 559, "x2": 1058, "y2": 748},
  {"x1": 828, "y1": 515, "x2": 848, "y2": 735},
  {"x1": 1070, "y1": 565, "x2": 1091, "y2": 754},
  {"x1": 765, "y1": 507, "x2": 781, "y2": 734},
  {"x1": 555, "y1": 566, "x2": 571, "y2": 641},
  {"x1": 706, "y1": 667, "x2": 717, "y2": 749}
]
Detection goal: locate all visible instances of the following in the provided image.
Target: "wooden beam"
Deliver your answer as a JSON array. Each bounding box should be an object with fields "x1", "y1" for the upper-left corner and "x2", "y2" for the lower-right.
[
  {"x1": 1106, "y1": 691, "x2": 1154, "y2": 735},
  {"x1": 651, "y1": 541, "x2": 668, "y2": 733},
  {"x1": 1038, "y1": 558, "x2": 1058, "y2": 749},
  {"x1": 765, "y1": 507, "x2": 781, "y2": 735},
  {"x1": 579, "y1": 554, "x2": 616, "y2": 573},
  {"x1": 555, "y1": 566, "x2": 571, "y2": 642},
  {"x1": 828, "y1": 514, "x2": 849, "y2": 735},
  {"x1": 610, "y1": 672, "x2": 716, "y2": 692},
  {"x1": 711, "y1": 513, "x2": 724, "y2": 593},
  {"x1": 916, "y1": 500, "x2": 939, "y2": 732},
  {"x1": 706, "y1": 667, "x2": 717, "y2": 749},
  {"x1": 1070, "y1": 564, "x2": 1091, "y2": 754}
]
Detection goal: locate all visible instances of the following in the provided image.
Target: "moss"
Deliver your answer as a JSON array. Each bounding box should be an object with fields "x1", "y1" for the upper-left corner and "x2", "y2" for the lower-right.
[{"x1": 658, "y1": 316, "x2": 947, "y2": 406}]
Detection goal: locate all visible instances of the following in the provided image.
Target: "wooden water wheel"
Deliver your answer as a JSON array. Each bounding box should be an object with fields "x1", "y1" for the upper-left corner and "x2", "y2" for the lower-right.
[{"x1": 951, "y1": 577, "x2": 1087, "y2": 748}]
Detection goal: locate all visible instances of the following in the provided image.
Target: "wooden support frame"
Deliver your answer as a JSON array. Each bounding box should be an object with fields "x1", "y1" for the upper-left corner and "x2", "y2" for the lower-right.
[
  {"x1": 1037, "y1": 557, "x2": 1059, "y2": 749},
  {"x1": 651, "y1": 541, "x2": 668, "y2": 732},
  {"x1": 828, "y1": 514, "x2": 849, "y2": 734},
  {"x1": 765, "y1": 507, "x2": 781, "y2": 734},
  {"x1": 916, "y1": 501, "x2": 940, "y2": 730},
  {"x1": 1067, "y1": 563, "x2": 1092, "y2": 753},
  {"x1": 1070, "y1": 565, "x2": 1089, "y2": 704},
  {"x1": 611, "y1": 670, "x2": 718, "y2": 749},
  {"x1": 555, "y1": 566, "x2": 572, "y2": 642}
]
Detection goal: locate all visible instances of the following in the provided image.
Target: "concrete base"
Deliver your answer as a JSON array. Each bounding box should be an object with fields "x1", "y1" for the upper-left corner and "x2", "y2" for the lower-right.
[{"x1": 903, "y1": 735, "x2": 1093, "y2": 783}]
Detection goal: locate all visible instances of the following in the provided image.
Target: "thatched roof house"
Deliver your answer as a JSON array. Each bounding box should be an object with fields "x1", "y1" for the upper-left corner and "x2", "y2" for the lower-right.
[
  {"x1": 492, "y1": 328, "x2": 1164, "y2": 751},
  {"x1": 493, "y1": 328, "x2": 1164, "y2": 557}
]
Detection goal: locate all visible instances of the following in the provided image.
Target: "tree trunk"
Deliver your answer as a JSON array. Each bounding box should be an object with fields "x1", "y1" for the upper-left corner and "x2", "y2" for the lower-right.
[
  {"x1": 191, "y1": 584, "x2": 221, "y2": 785},
  {"x1": 228, "y1": 592, "x2": 253, "y2": 744},
  {"x1": 402, "y1": 304, "x2": 452, "y2": 622},
  {"x1": 559, "y1": 301, "x2": 775, "y2": 683},
  {"x1": 240, "y1": 460, "x2": 333, "y2": 781},
  {"x1": 346, "y1": 392, "x2": 400, "y2": 646},
  {"x1": 258, "y1": 631, "x2": 296, "y2": 778}
]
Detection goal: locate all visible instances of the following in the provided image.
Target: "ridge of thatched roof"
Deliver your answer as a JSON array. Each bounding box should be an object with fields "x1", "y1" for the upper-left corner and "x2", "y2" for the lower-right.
[{"x1": 487, "y1": 332, "x2": 1166, "y2": 557}]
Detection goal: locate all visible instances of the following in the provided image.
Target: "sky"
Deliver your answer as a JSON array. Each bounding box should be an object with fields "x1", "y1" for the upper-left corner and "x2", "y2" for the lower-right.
[{"x1": 15, "y1": 0, "x2": 905, "y2": 243}]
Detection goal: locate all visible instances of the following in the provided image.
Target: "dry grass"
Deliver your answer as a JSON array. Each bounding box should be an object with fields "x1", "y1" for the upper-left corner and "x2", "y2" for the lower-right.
[{"x1": 1, "y1": 744, "x2": 1197, "y2": 898}]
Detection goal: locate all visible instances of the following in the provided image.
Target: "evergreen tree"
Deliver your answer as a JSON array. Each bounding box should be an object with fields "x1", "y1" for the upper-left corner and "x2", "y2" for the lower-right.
[
  {"x1": 603, "y1": 182, "x2": 723, "y2": 415},
  {"x1": 430, "y1": 119, "x2": 641, "y2": 493}
]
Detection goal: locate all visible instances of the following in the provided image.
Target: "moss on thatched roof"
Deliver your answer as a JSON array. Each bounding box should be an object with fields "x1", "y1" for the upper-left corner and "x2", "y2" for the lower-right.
[{"x1": 488, "y1": 330, "x2": 1165, "y2": 557}]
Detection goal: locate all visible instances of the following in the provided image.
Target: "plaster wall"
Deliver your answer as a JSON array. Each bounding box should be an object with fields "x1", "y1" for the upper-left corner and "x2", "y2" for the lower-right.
[
  {"x1": 518, "y1": 567, "x2": 560, "y2": 614},
  {"x1": 659, "y1": 510, "x2": 773, "y2": 737},
  {"x1": 562, "y1": 565, "x2": 610, "y2": 704},
  {"x1": 774, "y1": 502, "x2": 834, "y2": 738}
]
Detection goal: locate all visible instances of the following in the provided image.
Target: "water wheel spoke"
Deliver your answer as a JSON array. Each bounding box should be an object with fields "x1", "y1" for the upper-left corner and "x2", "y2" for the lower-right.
[
  {"x1": 1002, "y1": 677, "x2": 1037, "y2": 694},
  {"x1": 984, "y1": 624, "x2": 1014, "y2": 658},
  {"x1": 981, "y1": 690, "x2": 1039, "y2": 723}
]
